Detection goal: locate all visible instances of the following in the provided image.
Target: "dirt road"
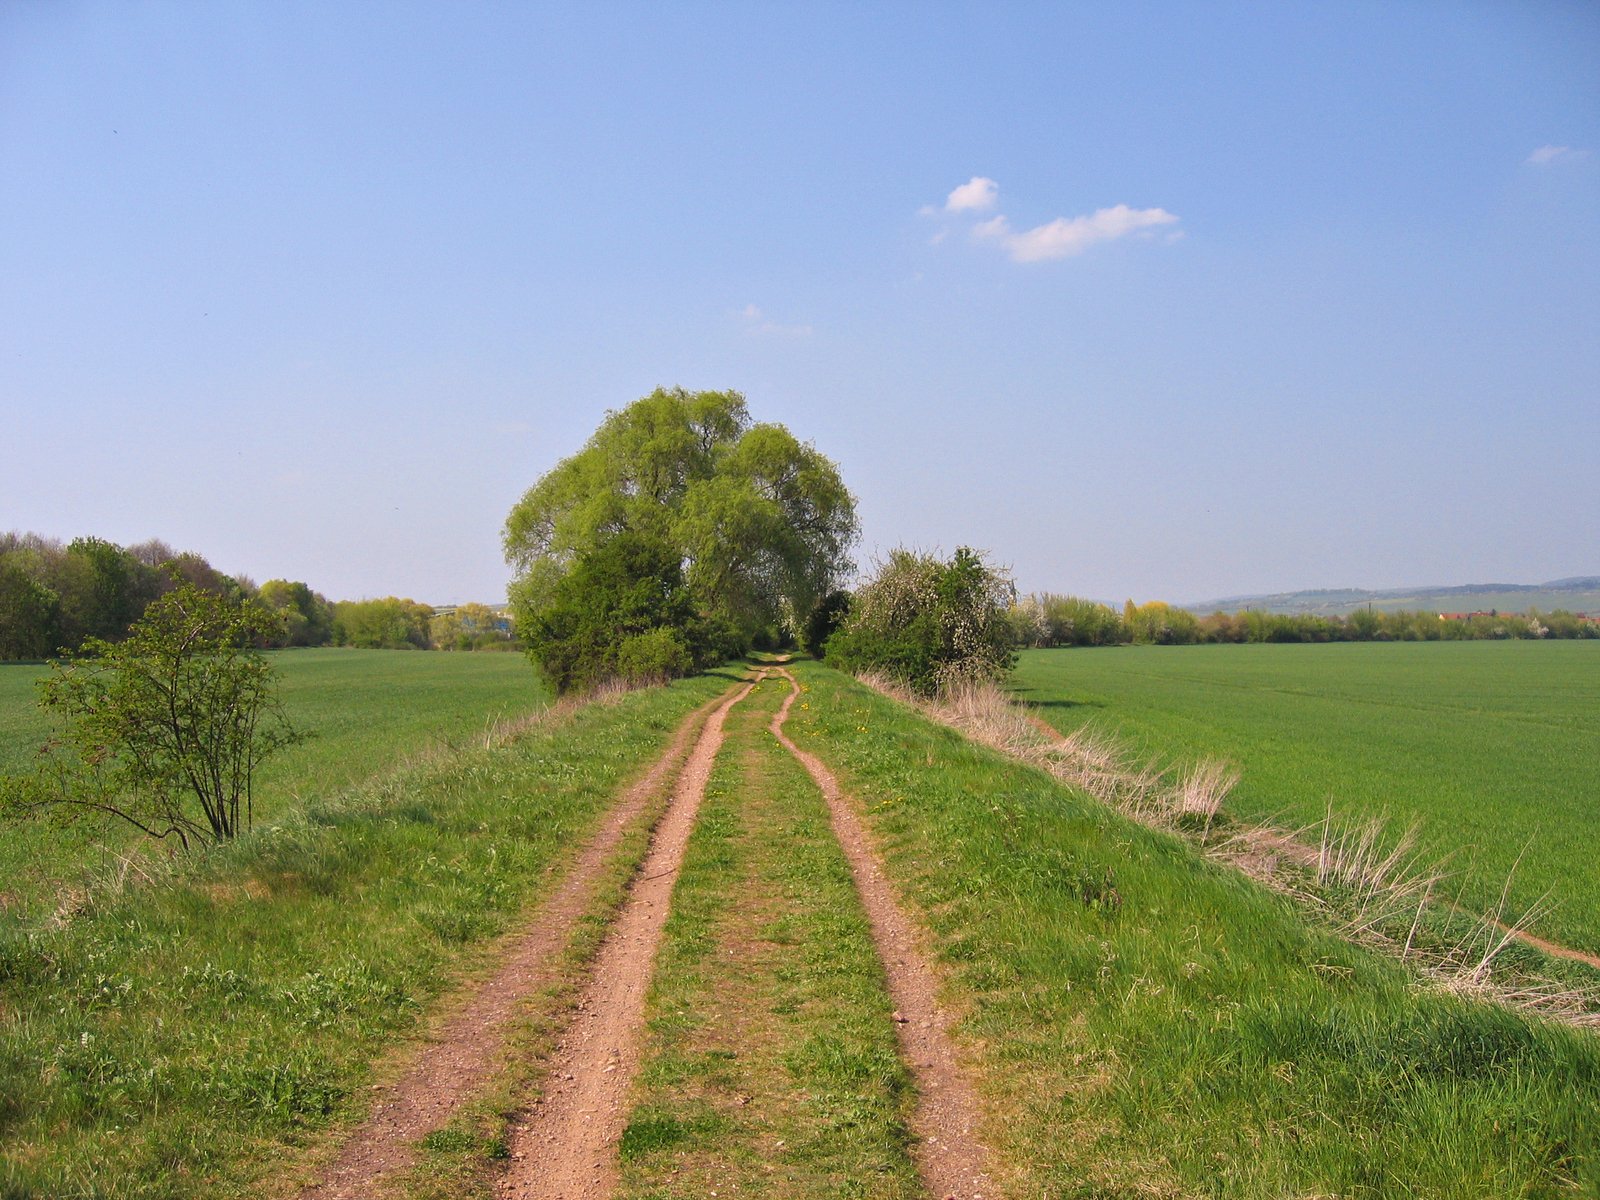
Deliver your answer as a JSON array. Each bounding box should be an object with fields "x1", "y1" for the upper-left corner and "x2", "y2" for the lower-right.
[
  {"x1": 498, "y1": 675, "x2": 762, "y2": 1199},
  {"x1": 770, "y1": 667, "x2": 995, "y2": 1199},
  {"x1": 300, "y1": 689, "x2": 727, "y2": 1199}
]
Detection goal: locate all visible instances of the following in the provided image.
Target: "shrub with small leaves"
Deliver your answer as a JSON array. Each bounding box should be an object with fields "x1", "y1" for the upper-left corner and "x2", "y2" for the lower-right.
[
  {"x1": 1, "y1": 581, "x2": 300, "y2": 849},
  {"x1": 826, "y1": 547, "x2": 1015, "y2": 696}
]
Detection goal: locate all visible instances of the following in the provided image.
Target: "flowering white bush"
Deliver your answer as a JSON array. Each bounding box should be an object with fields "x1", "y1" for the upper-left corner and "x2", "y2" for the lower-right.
[{"x1": 827, "y1": 547, "x2": 1016, "y2": 695}]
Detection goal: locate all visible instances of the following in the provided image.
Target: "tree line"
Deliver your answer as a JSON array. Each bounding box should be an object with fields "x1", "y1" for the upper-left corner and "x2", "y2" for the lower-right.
[
  {"x1": 0, "y1": 532, "x2": 513, "y2": 660},
  {"x1": 1008, "y1": 594, "x2": 1600, "y2": 647}
]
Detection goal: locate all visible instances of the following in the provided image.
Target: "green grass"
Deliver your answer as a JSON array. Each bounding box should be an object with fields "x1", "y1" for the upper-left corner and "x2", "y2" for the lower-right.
[
  {"x1": 0, "y1": 648, "x2": 551, "y2": 919},
  {"x1": 1012, "y1": 641, "x2": 1600, "y2": 957},
  {"x1": 619, "y1": 673, "x2": 919, "y2": 1198},
  {"x1": 8, "y1": 647, "x2": 1599, "y2": 1195},
  {"x1": 790, "y1": 660, "x2": 1600, "y2": 1198},
  {"x1": 0, "y1": 667, "x2": 734, "y2": 1199}
]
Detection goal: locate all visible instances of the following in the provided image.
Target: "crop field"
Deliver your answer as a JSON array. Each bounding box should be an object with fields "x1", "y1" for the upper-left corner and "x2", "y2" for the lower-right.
[
  {"x1": 0, "y1": 649, "x2": 551, "y2": 918},
  {"x1": 1012, "y1": 640, "x2": 1600, "y2": 958}
]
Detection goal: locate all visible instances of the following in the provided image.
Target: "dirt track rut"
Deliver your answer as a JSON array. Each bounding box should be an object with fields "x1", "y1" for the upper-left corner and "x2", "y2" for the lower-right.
[
  {"x1": 300, "y1": 690, "x2": 724, "y2": 1199},
  {"x1": 770, "y1": 667, "x2": 995, "y2": 1199},
  {"x1": 498, "y1": 675, "x2": 762, "y2": 1200}
]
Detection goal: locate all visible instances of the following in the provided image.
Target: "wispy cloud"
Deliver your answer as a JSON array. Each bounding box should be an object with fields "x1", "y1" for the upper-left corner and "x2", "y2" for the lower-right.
[
  {"x1": 736, "y1": 303, "x2": 813, "y2": 338},
  {"x1": 1527, "y1": 144, "x2": 1590, "y2": 166},
  {"x1": 984, "y1": 204, "x2": 1180, "y2": 262},
  {"x1": 926, "y1": 178, "x2": 1181, "y2": 264},
  {"x1": 945, "y1": 176, "x2": 999, "y2": 212}
]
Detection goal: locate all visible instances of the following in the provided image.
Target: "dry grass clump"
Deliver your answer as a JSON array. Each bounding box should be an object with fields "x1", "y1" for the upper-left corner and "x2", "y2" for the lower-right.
[
  {"x1": 873, "y1": 673, "x2": 1233, "y2": 838},
  {"x1": 855, "y1": 671, "x2": 1600, "y2": 1027},
  {"x1": 482, "y1": 677, "x2": 638, "y2": 748}
]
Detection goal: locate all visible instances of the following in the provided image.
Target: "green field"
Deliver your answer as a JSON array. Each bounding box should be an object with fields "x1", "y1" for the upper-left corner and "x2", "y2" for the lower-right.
[
  {"x1": 1012, "y1": 641, "x2": 1600, "y2": 957},
  {"x1": 0, "y1": 649, "x2": 552, "y2": 918}
]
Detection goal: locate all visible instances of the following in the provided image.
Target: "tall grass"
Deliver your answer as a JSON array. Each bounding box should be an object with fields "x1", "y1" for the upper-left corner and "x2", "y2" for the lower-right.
[
  {"x1": 861, "y1": 671, "x2": 1598, "y2": 1026},
  {"x1": 793, "y1": 662, "x2": 1600, "y2": 1196}
]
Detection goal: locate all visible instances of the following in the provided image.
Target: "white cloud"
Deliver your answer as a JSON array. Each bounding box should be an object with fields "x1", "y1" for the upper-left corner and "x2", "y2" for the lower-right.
[
  {"x1": 1528, "y1": 144, "x2": 1589, "y2": 166},
  {"x1": 736, "y1": 303, "x2": 813, "y2": 338},
  {"x1": 927, "y1": 178, "x2": 1181, "y2": 264},
  {"x1": 945, "y1": 176, "x2": 999, "y2": 212},
  {"x1": 972, "y1": 214, "x2": 1010, "y2": 240},
  {"x1": 992, "y1": 204, "x2": 1180, "y2": 262}
]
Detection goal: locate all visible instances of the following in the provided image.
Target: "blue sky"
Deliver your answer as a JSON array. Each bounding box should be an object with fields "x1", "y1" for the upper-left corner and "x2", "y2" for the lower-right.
[{"x1": 3, "y1": 2, "x2": 1596, "y2": 605}]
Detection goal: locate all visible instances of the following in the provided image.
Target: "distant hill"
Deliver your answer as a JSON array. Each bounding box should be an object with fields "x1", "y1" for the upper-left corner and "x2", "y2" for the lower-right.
[{"x1": 1184, "y1": 577, "x2": 1600, "y2": 617}]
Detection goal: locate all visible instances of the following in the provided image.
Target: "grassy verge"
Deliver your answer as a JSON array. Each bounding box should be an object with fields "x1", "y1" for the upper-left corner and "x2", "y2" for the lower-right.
[
  {"x1": 0, "y1": 649, "x2": 552, "y2": 920},
  {"x1": 791, "y1": 661, "x2": 1600, "y2": 1198},
  {"x1": 1012, "y1": 642, "x2": 1600, "y2": 955},
  {"x1": 617, "y1": 672, "x2": 921, "y2": 1198},
  {"x1": 0, "y1": 669, "x2": 735, "y2": 1200}
]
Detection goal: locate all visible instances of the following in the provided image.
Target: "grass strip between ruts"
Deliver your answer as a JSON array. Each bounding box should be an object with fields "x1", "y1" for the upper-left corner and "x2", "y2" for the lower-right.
[
  {"x1": 618, "y1": 670, "x2": 922, "y2": 1198},
  {"x1": 787, "y1": 660, "x2": 1600, "y2": 1199}
]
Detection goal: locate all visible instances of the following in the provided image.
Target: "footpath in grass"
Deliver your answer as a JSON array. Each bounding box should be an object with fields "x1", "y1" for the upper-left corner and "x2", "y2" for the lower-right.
[
  {"x1": 790, "y1": 660, "x2": 1600, "y2": 1199},
  {"x1": 0, "y1": 670, "x2": 729, "y2": 1200},
  {"x1": 1013, "y1": 641, "x2": 1600, "y2": 958},
  {"x1": 618, "y1": 671, "x2": 922, "y2": 1198}
]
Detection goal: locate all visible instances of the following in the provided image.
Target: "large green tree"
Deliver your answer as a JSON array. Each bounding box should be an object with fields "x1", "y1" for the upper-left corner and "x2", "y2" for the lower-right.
[
  {"x1": 257, "y1": 579, "x2": 335, "y2": 647},
  {"x1": 0, "y1": 555, "x2": 61, "y2": 659},
  {"x1": 503, "y1": 388, "x2": 856, "y2": 687}
]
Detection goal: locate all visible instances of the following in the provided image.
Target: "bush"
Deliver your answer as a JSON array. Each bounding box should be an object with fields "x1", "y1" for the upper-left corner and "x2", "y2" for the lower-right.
[
  {"x1": 517, "y1": 531, "x2": 724, "y2": 694},
  {"x1": 801, "y1": 590, "x2": 851, "y2": 657},
  {"x1": 1, "y1": 583, "x2": 300, "y2": 849},
  {"x1": 615, "y1": 628, "x2": 693, "y2": 684},
  {"x1": 826, "y1": 547, "x2": 1015, "y2": 696}
]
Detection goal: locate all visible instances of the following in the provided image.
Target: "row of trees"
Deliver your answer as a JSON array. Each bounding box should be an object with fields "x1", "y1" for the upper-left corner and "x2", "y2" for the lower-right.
[
  {"x1": 0, "y1": 533, "x2": 516, "y2": 660},
  {"x1": 1008, "y1": 593, "x2": 1600, "y2": 647},
  {"x1": 0, "y1": 533, "x2": 251, "y2": 660}
]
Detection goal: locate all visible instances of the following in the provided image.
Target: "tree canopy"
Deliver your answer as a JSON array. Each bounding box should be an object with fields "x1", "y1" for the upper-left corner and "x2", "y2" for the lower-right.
[
  {"x1": 0, "y1": 532, "x2": 257, "y2": 660},
  {"x1": 503, "y1": 388, "x2": 857, "y2": 688}
]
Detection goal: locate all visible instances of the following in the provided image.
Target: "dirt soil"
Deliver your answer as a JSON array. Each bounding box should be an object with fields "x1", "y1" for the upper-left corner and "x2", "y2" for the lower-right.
[
  {"x1": 498, "y1": 675, "x2": 762, "y2": 1200},
  {"x1": 299, "y1": 690, "x2": 726, "y2": 1200},
  {"x1": 770, "y1": 667, "x2": 996, "y2": 1200}
]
